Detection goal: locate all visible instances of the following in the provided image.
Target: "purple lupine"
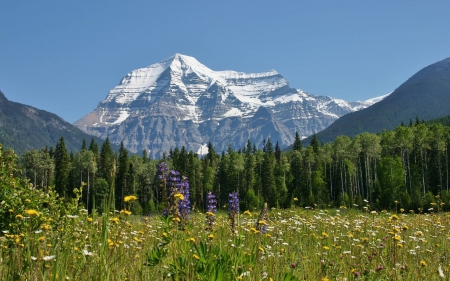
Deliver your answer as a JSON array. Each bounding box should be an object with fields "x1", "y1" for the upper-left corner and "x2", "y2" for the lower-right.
[
  {"x1": 256, "y1": 203, "x2": 268, "y2": 234},
  {"x1": 205, "y1": 191, "x2": 217, "y2": 231},
  {"x1": 228, "y1": 192, "x2": 239, "y2": 233},
  {"x1": 158, "y1": 162, "x2": 191, "y2": 230},
  {"x1": 177, "y1": 176, "x2": 191, "y2": 230}
]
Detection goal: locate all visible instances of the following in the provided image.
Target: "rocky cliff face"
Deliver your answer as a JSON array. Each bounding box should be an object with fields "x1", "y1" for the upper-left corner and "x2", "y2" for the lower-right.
[{"x1": 74, "y1": 54, "x2": 383, "y2": 158}]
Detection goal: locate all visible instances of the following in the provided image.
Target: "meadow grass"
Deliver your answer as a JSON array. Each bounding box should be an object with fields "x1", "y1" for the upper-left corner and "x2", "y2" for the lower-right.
[{"x1": 1, "y1": 205, "x2": 449, "y2": 280}]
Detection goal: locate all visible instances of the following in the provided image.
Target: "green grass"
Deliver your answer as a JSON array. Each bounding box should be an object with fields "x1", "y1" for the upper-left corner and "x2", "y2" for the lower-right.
[{"x1": 1, "y1": 204, "x2": 450, "y2": 280}]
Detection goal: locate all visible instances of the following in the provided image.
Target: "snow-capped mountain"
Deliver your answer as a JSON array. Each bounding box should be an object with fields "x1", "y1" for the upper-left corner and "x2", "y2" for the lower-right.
[{"x1": 74, "y1": 54, "x2": 385, "y2": 158}]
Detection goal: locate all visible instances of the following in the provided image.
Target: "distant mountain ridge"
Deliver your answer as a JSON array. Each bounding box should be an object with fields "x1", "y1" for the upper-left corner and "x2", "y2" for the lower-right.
[
  {"x1": 0, "y1": 91, "x2": 114, "y2": 154},
  {"x1": 74, "y1": 54, "x2": 383, "y2": 158},
  {"x1": 305, "y1": 57, "x2": 450, "y2": 144}
]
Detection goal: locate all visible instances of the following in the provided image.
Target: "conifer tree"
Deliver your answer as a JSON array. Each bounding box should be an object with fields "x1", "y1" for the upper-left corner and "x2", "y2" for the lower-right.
[
  {"x1": 293, "y1": 131, "x2": 302, "y2": 152},
  {"x1": 310, "y1": 133, "x2": 319, "y2": 154},
  {"x1": 81, "y1": 138, "x2": 87, "y2": 150},
  {"x1": 98, "y1": 137, "x2": 114, "y2": 185},
  {"x1": 262, "y1": 138, "x2": 277, "y2": 206},
  {"x1": 54, "y1": 137, "x2": 70, "y2": 197}
]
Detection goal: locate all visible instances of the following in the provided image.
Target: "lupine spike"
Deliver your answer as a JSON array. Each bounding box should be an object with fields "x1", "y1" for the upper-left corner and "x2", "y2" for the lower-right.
[
  {"x1": 228, "y1": 192, "x2": 239, "y2": 234},
  {"x1": 205, "y1": 191, "x2": 217, "y2": 231},
  {"x1": 158, "y1": 162, "x2": 191, "y2": 230}
]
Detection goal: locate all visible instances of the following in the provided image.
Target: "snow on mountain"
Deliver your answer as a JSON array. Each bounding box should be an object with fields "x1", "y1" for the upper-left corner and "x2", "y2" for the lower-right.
[{"x1": 74, "y1": 54, "x2": 386, "y2": 158}]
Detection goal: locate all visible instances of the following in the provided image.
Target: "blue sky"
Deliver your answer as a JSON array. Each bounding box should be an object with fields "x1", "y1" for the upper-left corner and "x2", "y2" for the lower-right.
[{"x1": 1, "y1": 1, "x2": 450, "y2": 123}]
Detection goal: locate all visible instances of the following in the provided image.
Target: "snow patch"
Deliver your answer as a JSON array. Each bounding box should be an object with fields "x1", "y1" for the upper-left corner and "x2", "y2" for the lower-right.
[
  {"x1": 362, "y1": 93, "x2": 391, "y2": 105},
  {"x1": 197, "y1": 143, "x2": 209, "y2": 156},
  {"x1": 223, "y1": 108, "x2": 243, "y2": 117},
  {"x1": 112, "y1": 111, "x2": 130, "y2": 124}
]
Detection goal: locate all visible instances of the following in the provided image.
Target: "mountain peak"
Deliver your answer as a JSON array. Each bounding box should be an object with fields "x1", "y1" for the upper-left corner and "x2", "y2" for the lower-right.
[
  {"x1": 75, "y1": 54, "x2": 379, "y2": 158},
  {"x1": 159, "y1": 53, "x2": 208, "y2": 69}
]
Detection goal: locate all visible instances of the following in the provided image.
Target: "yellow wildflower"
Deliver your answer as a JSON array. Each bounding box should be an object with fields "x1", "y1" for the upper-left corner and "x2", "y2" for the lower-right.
[
  {"x1": 193, "y1": 254, "x2": 200, "y2": 260},
  {"x1": 186, "y1": 237, "x2": 196, "y2": 243},
  {"x1": 390, "y1": 214, "x2": 399, "y2": 220},
  {"x1": 87, "y1": 218, "x2": 93, "y2": 222},
  {"x1": 420, "y1": 260, "x2": 427, "y2": 267},
  {"x1": 250, "y1": 227, "x2": 260, "y2": 234},
  {"x1": 172, "y1": 217, "x2": 181, "y2": 222},
  {"x1": 110, "y1": 217, "x2": 119, "y2": 224},
  {"x1": 323, "y1": 246, "x2": 330, "y2": 251},
  {"x1": 205, "y1": 211, "x2": 215, "y2": 216},
  {"x1": 15, "y1": 214, "x2": 24, "y2": 220},
  {"x1": 208, "y1": 234, "x2": 214, "y2": 240},
  {"x1": 41, "y1": 223, "x2": 51, "y2": 230},
  {"x1": 124, "y1": 195, "x2": 137, "y2": 202},
  {"x1": 322, "y1": 232, "x2": 329, "y2": 238},
  {"x1": 25, "y1": 199, "x2": 31, "y2": 203},
  {"x1": 24, "y1": 210, "x2": 40, "y2": 217},
  {"x1": 174, "y1": 193, "x2": 184, "y2": 200},
  {"x1": 258, "y1": 220, "x2": 267, "y2": 225},
  {"x1": 243, "y1": 210, "x2": 252, "y2": 216}
]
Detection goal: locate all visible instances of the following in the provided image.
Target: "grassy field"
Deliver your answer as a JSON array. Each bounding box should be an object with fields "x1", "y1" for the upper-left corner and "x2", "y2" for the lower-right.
[{"x1": 1, "y1": 198, "x2": 449, "y2": 281}]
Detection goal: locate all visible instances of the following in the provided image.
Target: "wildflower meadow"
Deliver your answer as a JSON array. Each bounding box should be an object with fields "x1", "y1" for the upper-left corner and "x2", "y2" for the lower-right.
[{"x1": 1, "y1": 145, "x2": 449, "y2": 281}]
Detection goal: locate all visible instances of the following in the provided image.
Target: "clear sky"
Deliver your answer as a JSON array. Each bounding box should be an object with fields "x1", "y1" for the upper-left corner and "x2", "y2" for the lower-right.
[{"x1": 1, "y1": 1, "x2": 449, "y2": 123}]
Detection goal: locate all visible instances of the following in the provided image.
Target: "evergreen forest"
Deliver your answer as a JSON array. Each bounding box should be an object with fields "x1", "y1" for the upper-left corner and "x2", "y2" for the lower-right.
[{"x1": 13, "y1": 119, "x2": 450, "y2": 214}]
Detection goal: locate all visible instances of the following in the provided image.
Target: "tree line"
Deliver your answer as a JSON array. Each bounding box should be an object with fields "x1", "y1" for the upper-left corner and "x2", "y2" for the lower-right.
[{"x1": 18, "y1": 119, "x2": 450, "y2": 214}]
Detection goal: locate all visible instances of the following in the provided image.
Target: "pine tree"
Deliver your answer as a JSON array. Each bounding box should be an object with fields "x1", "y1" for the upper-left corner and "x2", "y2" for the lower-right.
[
  {"x1": 293, "y1": 131, "x2": 302, "y2": 152},
  {"x1": 54, "y1": 137, "x2": 70, "y2": 197},
  {"x1": 98, "y1": 137, "x2": 114, "y2": 185},
  {"x1": 98, "y1": 137, "x2": 115, "y2": 209},
  {"x1": 310, "y1": 133, "x2": 319, "y2": 154},
  {"x1": 81, "y1": 138, "x2": 87, "y2": 150},
  {"x1": 262, "y1": 138, "x2": 277, "y2": 207}
]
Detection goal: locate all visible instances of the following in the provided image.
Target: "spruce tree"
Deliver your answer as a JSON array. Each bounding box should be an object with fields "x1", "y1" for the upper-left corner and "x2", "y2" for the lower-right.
[
  {"x1": 81, "y1": 138, "x2": 87, "y2": 150},
  {"x1": 293, "y1": 131, "x2": 302, "y2": 152},
  {"x1": 54, "y1": 137, "x2": 70, "y2": 197},
  {"x1": 98, "y1": 137, "x2": 114, "y2": 185},
  {"x1": 310, "y1": 133, "x2": 319, "y2": 154},
  {"x1": 275, "y1": 141, "x2": 281, "y2": 162}
]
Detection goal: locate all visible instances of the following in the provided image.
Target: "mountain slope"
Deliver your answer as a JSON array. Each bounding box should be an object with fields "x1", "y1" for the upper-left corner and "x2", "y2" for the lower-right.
[
  {"x1": 0, "y1": 91, "x2": 114, "y2": 154},
  {"x1": 305, "y1": 57, "x2": 450, "y2": 144},
  {"x1": 75, "y1": 54, "x2": 382, "y2": 158}
]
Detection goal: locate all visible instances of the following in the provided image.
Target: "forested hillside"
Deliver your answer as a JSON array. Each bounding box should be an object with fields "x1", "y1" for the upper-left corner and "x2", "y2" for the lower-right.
[
  {"x1": 11, "y1": 119, "x2": 450, "y2": 214},
  {"x1": 0, "y1": 91, "x2": 117, "y2": 154},
  {"x1": 306, "y1": 57, "x2": 450, "y2": 144}
]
